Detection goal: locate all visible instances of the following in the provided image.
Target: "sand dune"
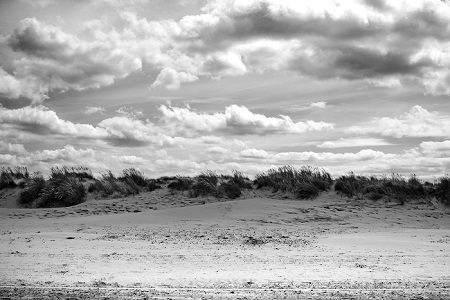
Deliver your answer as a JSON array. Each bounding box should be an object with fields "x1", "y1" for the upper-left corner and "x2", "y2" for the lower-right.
[{"x1": 0, "y1": 189, "x2": 449, "y2": 299}]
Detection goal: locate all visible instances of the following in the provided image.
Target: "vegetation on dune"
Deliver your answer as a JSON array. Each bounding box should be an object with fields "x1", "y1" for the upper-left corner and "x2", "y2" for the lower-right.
[
  {"x1": 435, "y1": 176, "x2": 450, "y2": 205},
  {"x1": 168, "y1": 170, "x2": 252, "y2": 199},
  {"x1": 0, "y1": 166, "x2": 29, "y2": 190},
  {"x1": 35, "y1": 168, "x2": 86, "y2": 208},
  {"x1": 1, "y1": 164, "x2": 449, "y2": 208},
  {"x1": 334, "y1": 172, "x2": 450, "y2": 205},
  {"x1": 88, "y1": 168, "x2": 161, "y2": 198},
  {"x1": 18, "y1": 172, "x2": 45, "y2": 207},
  {"x1": 254, "y1": 166, "x2": 332, "y2": 199}
]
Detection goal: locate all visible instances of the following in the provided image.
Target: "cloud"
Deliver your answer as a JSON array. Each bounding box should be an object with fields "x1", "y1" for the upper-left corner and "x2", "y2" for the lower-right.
[
  {"x1": 201, "y1": 52, "x2": 247, "y2": 77},
  {"x1": 33, "y1": 145, "x2": 96, "y2": 162},
  {"x1": 159, "y1": 104, "x2": 334, "y2": 135},
  {"x1": 317, "y1": 138, "x2": 393, "y2": 148},
  {"x1": 117, "y1": 155, "x2": 150, "y2": 165},
  {"x1": 2, "y1": 0, "x2": 450, "y2": 101},
  {"x1": 115, "y1": 106, "x2": 143, "y2": 118},
  {"x1": 347, "y1": 105, "x2": 450, "y2": 138},
  {"x1": 0, "y1": 68, "x2": 23, "y2": 99},
  {"x1": 420, "y1": 140, "x2": 450, "y2": 157},
  {"x1": 310, "y1": 101, "x2": 327, "y2": 109},
  {"x1": 0, "y1": 105, "x2": 109, "y2": 138},
  {"x1": 0, "y1": 141, "x2": 27, "y2": 155},
  {"x1": 204, "y1": 146, "x2": 229, "y2": 154},
  {"x1": 239, "y1": 148, "x2": 270, "y2": 159},
  {"x1": 84, "y1": 106, "x2": 106, "y2": 115},
  {"x1": 177, "y1": 0, "x2": 450, "y2": 94},
  {"x1": 151, "y1": 67, "x2": 198, "y2": 90},
  {"x1": 6, "y1": 18, "x2": 142, "y2": 102}
]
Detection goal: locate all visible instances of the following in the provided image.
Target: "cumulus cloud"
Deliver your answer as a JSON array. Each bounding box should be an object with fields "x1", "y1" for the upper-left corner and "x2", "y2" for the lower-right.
[
  {"x1": 0, "y1": 141, "x2": 27, "y2": 155},
  {"x1": 420, "y1": 140, "x2": 450, "y2": 157},
  {"x1": 159, "y1": 104, "x2": 333, "y2": 135},
  {"x1": 6, "y1": 18, "x2": 142, "y2": 102},
  {"x1": 176, "y1": 0, "x2": 450, "y2": 94},
  {"x1": 33, "y1": 145, "x2": 96, "y2": 162},
  {"x1": 347, "y1": 105, "x2": 450, "y2": 138},
  {"x1": 239, "y1": 148, "x2": 270, "y2": 159},
  {"x1": 317, "y1": 138, "x2": 393, "y2": 148},
  {"x1": 204, "y1": 146, "x2": 229, "y2": 154},
  {"x1": 310, "y1": 101, "x2": 327, "y2": 109},
  {"x1": 2, "y1": 0, "x2": 450, "y2": 101},
  {"x1": 0, "y1": 105, "x2": 109, "y2": 138},
  {"x1": 84, "y1": 106, "x2": 106, "y2": 115},
  {"x1": 151, "y1": 67, "x2": 198, "y2": 90},
  {"x1": 115, "y1": 106, "x2": 143, "y2": 118},
  {"x1": 0, "y1": 68, "x2": 23, "y2": 99},
  {"x1": 0, "y1": 105, "x2": 171, "y2": 147}
]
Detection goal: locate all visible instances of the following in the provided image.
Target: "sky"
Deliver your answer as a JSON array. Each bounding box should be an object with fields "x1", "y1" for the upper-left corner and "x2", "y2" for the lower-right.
[{"x1": 0, "y1": 0, "x2": 450, "y2": 179}]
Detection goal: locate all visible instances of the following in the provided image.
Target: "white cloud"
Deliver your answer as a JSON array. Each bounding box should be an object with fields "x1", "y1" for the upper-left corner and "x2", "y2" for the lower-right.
[
  {"x1": 84, "y1": 106, "x2": 106, "y2": 115},
  {"x1": 0, "y1": 141, "x2": 27, "y2": 154},
  {"x1": 310, "y1": 101, "x2": 327, "y2": 108},
  {"x1": 117, "y1": 155, "x2": 150, "y2": 165},
  {"x1": 115, "y1": 106, "x2": 143, "y2": 118},
  {"x1": 151, "y1": 67, "x2": 198, "y2": 90},
  {"x1": 159, "y1": 104, "x2": 334, "y2": 136},
  {"x1": 6, "y1": 18, "x2": 142, "y2": 102},
  {"x1": 317, "y1": 138, "x2": 393, "y2": 148},
  {"x1": 239, "y1": 148, "x2": 270, "y2": 159},
  {"x1": 420, "y1": 140, "x2": 450, "y2": 158},
  {"x1": 347, "y1": 105, "x2": 450, "y2": 138},
  {"x1": 33, "y1": 145, "x2": 96, "y2": 163},
  {"x1": 2, "y1": 0, "x2": 450, "y2": 102},
  {"x1": 204, "y1": 146, "x2": 229, "y2": 154},
  {"x1": 0, "y1": 68, "x2": 23, "y2": 99},
  {"x1": 0, "y1": 105, "x2": 109, "y2": 138}
]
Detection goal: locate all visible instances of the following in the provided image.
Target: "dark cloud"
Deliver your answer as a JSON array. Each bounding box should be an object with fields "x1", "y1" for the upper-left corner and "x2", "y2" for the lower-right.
[{"x1": 4, "y1": 18, "x2": 142, "y2": 102}]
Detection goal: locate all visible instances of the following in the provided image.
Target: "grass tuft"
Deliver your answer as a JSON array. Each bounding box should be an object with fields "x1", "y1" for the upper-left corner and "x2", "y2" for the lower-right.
[
  {"x1": 435, "y1": 176, "x2": 450, "y2": 206},
  {"x1": 254, "y1": 166, "x2": 332, "y2": 199},
  {"x1": 19, "y1": 172, "x2": 45, "y2": 207},
  {"x1": 34, "y1": 168, "x2": 86, "y2": 208}
]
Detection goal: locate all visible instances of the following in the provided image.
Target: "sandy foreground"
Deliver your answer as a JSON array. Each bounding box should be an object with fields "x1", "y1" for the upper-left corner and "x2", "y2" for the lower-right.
[{"x1": 0, "y1": 189, "x2": 449, "y2": 299}]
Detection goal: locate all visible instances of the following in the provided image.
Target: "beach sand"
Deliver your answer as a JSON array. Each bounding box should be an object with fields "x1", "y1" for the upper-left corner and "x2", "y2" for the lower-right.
[{"x1": 0, "y1": 189, "x2": 449, "y2": 299}]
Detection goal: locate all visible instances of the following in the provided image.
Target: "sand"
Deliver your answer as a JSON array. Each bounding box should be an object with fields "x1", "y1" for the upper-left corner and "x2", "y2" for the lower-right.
[{"x1": 0, "y1": 189, "x2": 449, "y2": 299}]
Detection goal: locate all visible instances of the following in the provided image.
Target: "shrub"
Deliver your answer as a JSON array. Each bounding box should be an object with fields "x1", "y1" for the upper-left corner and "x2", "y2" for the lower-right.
[
  {"x1": 230, "y1": 170, "x2": 252, "y2": 189},
  {"x1": 19, "y1": 173, "x2": 45, "y2": 207},
  {"x1": 335, "y1": 173, "x2": 432, "y2": 202},
  {"x1": 435, "y1": 176, "x2": 450, "y2": 206},
  {"x1": 145, "y1": 179, "x2": 161, "y2": 192},
  {"x1": 49, "y1": 166, "x2": 93, "y2": 181},
  {"x1": 198, "y1": 170, "x2": 219, "y2": 187},
  {"x1": 254, "y1": 166, "x2": 332, "y2": 199},
  {"x1": 190, "y1": 177, "x2": 219, "y2": 197},
  {"x1": 0, "y1": 171, "x2": 16, "y2": 190},
  {"x1": 119, "y1": 168, "x2": 147, "y2": 187},
  {"x1": 218, "y1": 181, "x2": 241, "y2": 199},
  {"x1": 335, "y1": 173, "x2": 369, "y2": 199},
  {"x1": 296, "y1": 181, "x2": 320, "y2": 199},
  {"x1": 0, "y1": 166, "x2": 30, "y2": 190},
  {"x1": 168, "y1": 177, "x2": 193, "y2": 191},
  {"x1": 35, "y1": 172, "x2": 86, "y2": 208}
]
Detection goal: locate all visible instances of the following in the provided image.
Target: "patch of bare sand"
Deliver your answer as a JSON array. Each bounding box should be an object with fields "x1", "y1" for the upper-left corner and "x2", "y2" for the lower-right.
[{"x1": 0, "y1": 190, "x2": 449, "y2": 298}]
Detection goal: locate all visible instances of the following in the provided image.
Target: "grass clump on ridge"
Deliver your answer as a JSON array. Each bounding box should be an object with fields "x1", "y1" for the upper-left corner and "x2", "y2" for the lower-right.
[
  {"x1": 435, "y1": 176, "x2": 450, "y2": 206},
  {"x1": 33, "y1": 167, "x2": 86, "y2": 208},
  {"x1": 0, "y1": 166, "x2": 29, "y2": 190},
  {"x1": 88, "y1": 168, "x2": 161, "y2": 198},
  {"x1": 18, "y1": 172, "x2": 45, "y2": 207},
  {"x1": 168, "y1": 170, "x2": 252, "y2": 199},
  {"x1": 254, "y1": 166, "x2": 332, "y2": 199},
  {"x1": 334, "y1": 173, "x2": 432, "y2": 203}
]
